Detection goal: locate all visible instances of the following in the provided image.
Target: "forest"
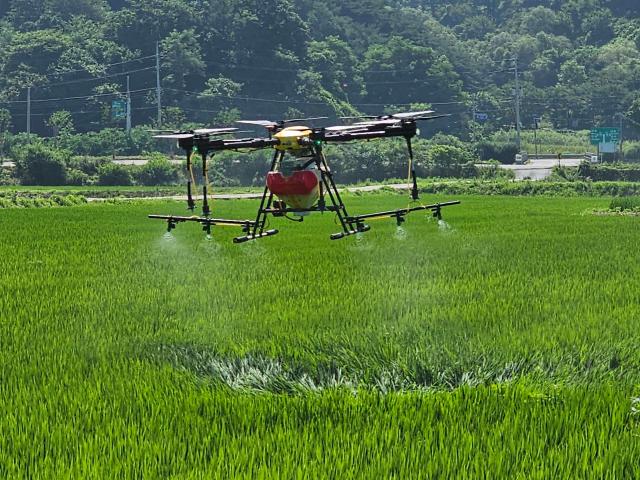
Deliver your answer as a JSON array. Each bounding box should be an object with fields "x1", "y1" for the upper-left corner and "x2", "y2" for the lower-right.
[{"x1": 1, "y1": 0, "x2": 640, "y2": 138}]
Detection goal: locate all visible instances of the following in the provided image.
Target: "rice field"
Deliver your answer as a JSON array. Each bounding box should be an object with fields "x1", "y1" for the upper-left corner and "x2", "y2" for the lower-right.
[{"x1": 1, "y1": 194, "x2": 639, "y2": 478}]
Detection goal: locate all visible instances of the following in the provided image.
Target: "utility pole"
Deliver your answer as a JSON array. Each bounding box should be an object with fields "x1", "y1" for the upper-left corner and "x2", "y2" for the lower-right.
[
  {"x1": 513, "y1": 57, "x2": 521, "y2": 152},
  {"x1": 618, "y1": 113, "x2": 624, "y2": 162},
  {"x1": 156, "y1": 41, "x2": 162, "y2": 127},
  {"x1": 126, "y1": 75, "x2": 132, "y2": 134},
  {"x1": 26, "y1": 86, "x2": 31, "y2": 138}
]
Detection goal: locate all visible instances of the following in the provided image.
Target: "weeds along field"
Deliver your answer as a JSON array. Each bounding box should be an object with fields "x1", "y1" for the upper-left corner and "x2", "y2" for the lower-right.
[{"x1": 1, "y1": 194, "x2": 640, "y2": 478}]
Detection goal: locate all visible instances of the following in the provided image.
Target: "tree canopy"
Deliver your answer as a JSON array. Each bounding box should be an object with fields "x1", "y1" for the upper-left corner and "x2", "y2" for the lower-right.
[{"x1": 1, "y1": 0, "x2": 639, "y2": 138}]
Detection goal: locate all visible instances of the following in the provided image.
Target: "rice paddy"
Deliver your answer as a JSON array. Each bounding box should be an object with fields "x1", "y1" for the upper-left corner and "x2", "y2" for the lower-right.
[{"x1": 1, "y1": 194, "x2": 639, "y2": 477}]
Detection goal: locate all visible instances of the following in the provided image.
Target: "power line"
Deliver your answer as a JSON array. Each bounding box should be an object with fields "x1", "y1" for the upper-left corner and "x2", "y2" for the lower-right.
[
  {"x1": 39, "y1": 55, "x2": 157, "y2": 79},
  {"x1": 167, "y1": 88, "x2": 467, "y2": 108},
  {"x1": 0, "y1": 87, "x2": 155, "y2": 105},
  {"x1": 44, "y1": 66, "x2": 156, "y2": 88}
]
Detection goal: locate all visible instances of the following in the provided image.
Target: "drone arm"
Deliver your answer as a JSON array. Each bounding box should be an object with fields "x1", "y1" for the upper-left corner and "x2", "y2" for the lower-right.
[
  {"x1": 320, "y1": 122, "x2": 418, "y2": 143},
  {"x1": 207, "y1": 137, "x2": 280, "y2": 151}
]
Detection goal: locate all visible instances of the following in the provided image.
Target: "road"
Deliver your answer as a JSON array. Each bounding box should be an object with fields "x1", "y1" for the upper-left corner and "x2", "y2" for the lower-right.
[{"x1": 497, "y1": 158, "x2": 584, "y2": 180}]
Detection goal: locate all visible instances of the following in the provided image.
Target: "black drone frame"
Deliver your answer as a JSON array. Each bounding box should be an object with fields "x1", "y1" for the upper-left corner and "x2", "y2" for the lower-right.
[{"x1": 149, "y1": 119, "x2": 460, "y2": 242}]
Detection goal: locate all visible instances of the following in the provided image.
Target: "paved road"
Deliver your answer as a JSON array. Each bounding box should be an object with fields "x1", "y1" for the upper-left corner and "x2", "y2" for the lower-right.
[{"x1": 498, "y1": 158, "x2": 584, "y2": 180}]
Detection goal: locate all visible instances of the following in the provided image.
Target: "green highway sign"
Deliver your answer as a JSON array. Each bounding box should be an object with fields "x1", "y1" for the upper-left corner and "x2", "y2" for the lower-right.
[
  {"x1": 111, "y1": 100, "x2": 126, "y2": 121},
  {"x1": 590, "y1": 127, "x2": 620, "y2": 145}
]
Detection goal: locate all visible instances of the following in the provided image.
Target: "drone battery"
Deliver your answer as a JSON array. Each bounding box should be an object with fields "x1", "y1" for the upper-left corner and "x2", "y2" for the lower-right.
[{"x1": 267, "y1": 170, "x2": 319, "y2": 210}]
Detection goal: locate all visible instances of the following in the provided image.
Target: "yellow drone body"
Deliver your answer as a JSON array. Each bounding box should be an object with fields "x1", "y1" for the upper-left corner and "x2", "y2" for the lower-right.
[{"x1": 274, "y1": 126, "x2": 312, "y2": 151}]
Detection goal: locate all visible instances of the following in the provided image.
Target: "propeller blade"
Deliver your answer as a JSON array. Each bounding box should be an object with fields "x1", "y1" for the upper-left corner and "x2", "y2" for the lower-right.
[
  {"x1": 237, "y1": 120, "x2": 279, "y2": 128},
  {"x1": 412, "y1": 114, "x2": 451, "y2": 121},
  {"x1": 392, "y1": 110, "x2": 436, "y2": 119},
  {"x1": 339, "y1": 115, "x2": 380, "y2": 120},
  {"x1": 353, "y1": 119, "x2": 400, "y2": 126},
  {"x1": 284, "y1": 116, "x2": 328, "y2": 124},
  {"x1": 324, "y1": 124, "x2": 374, "y2": 132},
  {"x1": 153, "y1": 133, "x2": 194, "y2": 140},
  {"x1": 192, "y1": 127, "x2": 239, "y2": 135}
]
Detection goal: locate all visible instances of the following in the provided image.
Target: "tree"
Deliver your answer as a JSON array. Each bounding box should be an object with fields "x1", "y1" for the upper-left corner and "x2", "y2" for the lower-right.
[
  {"x1": 97, "y1": 162, "x2": 132, "y2": 186},
  {"x1": 135, "y1": 154, "x2": 178, "y2": 186},
  {"x1": 47, "y1": 110, "x2": 75, "y2": 137},
  {"x1": 161, "y1": 29, "x2": 206, "y2": 92},
  {"x1": 14, "y1": 143, "x2": 68, "y2": 185}
]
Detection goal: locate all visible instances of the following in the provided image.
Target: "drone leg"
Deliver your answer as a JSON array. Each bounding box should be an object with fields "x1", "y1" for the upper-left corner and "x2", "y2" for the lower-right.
[
  {"x1": 405, "y1": 136, "x2": 419, "y2": 201},
  {"x1": 317, "y1": 149, "x2": 365, "y2": 239},
  {"x1": 201, "y1": 150, "x2": 211, "y2": 217},
  {"x1": 234, "y1": 149, "x2": 282, "y2": 243},
  {"x1": 186, "y1": 147, "x2": 196, "y2": 211}
]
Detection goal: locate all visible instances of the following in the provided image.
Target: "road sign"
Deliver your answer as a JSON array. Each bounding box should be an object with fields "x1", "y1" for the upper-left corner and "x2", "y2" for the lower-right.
[
  {"x1": 112, "y1": 100, "x2": 126, "y2": 121},
  {"x1": 590, "y1": 127, "x2": 620, "y2": 146}
]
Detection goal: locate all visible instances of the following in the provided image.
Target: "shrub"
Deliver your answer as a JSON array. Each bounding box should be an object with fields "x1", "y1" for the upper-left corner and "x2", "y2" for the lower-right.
[
  {"x1": 97, "y1": 162, "x2": 133, "y2": 186},
  {"x1": 576, "y1": 163, "x2": 640, "y2": 182},
  {"x1": 67, "y1": 156, "x2": 111, "y2": 176},
  {"x1": 13, "y1": 143, "x2": 69, "y2": 185},
  {"x1": 66, "y1": 168, "x2": 91, "y2": 186},
  {"x1": 475, "y1": 141, "x2": 519, "y2": 164},
  {"x1": 134, "y1": 154, "x2": 179, "y2": 186},
  {"x1": 622, "y1": 142, "x2": 640, "y2": 162},
  {"x1": 426, "y1": 144, "x2": 475, "y2": 177},
  {"x1": 610, "y1": 196, "x2": 640, "y2": 211}
]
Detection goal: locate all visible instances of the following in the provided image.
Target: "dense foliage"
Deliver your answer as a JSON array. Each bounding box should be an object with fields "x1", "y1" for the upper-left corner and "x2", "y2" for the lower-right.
[{"x1": 1, "y1": 0, "x2": 640, "y2": 141}]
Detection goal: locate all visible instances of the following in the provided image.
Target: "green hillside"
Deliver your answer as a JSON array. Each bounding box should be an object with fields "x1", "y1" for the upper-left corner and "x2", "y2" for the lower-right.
[{"x1": 2, "y1": 0, "x2": 640, "y2": 136}]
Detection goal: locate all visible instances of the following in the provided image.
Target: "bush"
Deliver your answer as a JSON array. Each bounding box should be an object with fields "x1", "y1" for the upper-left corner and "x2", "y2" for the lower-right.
[
  {"x1": 610, "y1": 196, "x2": 640, "y2": 211},
  {"x1": 13, "y1": 143, "x2": 69, "y2": 185},
  {"x1": 475, "y1": 141, "x2": 519, "y2": 164},
  {"x1": 66, "y1": 168, "x2": 91, "y2": 186},
  {"x1": 426, "y1": 144, "x2": 475, "y2": 177},
  {"x1": 97, "y1": 162, "x2": 133, "y2": 186},
  {"x1": 576, "y1": 163, "x2": 640, "y2": 182},
  {"x1": 0, "y1": 166, "x2": 17, "y2": 185},
  {"x1": 475, "y1": 161, "x2": 516, "y2": 180},
  {"x1": 67, "y1": 156, "x2": 111, "y2": 176},
  {"x1": 622, "y1": 142, "x2": 640, "y2": 162},
  {"x1": 134, "y1": 154, "x2": 179, "y2": 186}
]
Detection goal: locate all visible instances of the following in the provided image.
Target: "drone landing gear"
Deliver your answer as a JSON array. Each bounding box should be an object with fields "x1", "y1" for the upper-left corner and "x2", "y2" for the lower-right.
[
  {"x1": 148, "y1": 215, "x2": 256, "y2": 235},
  {"x1": 345, "y1": 201, "x2": 461, "y2": 227},
  {"x1": 330, "y1": 223, "x2": 371, "y2": 240},
  {"x1": 233, "y1": 229, "x2": 280, "y2": 244}
]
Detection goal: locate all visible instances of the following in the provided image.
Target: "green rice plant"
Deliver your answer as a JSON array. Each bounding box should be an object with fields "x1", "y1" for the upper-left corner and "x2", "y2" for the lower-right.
[
  {"x1": 610, "y1": 196, "x2": 640, "y2": 211},
  {"x1": 1, "y1": 194, "x2": 639, "y2": 477}
]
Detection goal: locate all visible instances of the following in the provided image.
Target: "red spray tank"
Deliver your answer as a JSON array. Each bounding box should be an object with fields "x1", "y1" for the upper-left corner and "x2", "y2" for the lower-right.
[{"x1": 266, "y1": 170, "x2": 320, "y2": 211}]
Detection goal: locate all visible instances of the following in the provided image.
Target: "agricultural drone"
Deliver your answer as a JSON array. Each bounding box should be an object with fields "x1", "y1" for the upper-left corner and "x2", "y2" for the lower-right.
[{"x1": 149, "y1": 111, "x2": 460, "y2": 243}]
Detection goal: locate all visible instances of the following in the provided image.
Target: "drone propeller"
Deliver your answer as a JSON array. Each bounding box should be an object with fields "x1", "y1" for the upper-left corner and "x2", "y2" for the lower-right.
[
  {"x1": 237, "y1": 116, "x2": 329, "y2": 130},
  {"x1": 284, "y1": 116, "x2": 328, "y2": 124},
  {"x1": 153, "y1": 133, "x2": 199, "y2": 140},
  {"x1": 411, "y1": 114, "x2": 451, "y2": 121},
  {"x1": 152, "y1": 127, "x2": 239, "y2": 140},
  {"x1": 353, "y1": 119, "x2": 401, "y2": 127},
  {"x1": 324, "y1": 124, "x2": 375, "y2": 132},
  {"x1": 341, "y1": 110, "x2": 438, "y2": 123},
  {"x1": 391, "y1": 110, "x2": 436, "y2": 119},
  {"x1": 236, "y1": 120, "x2": 280, "y2": 129}
]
